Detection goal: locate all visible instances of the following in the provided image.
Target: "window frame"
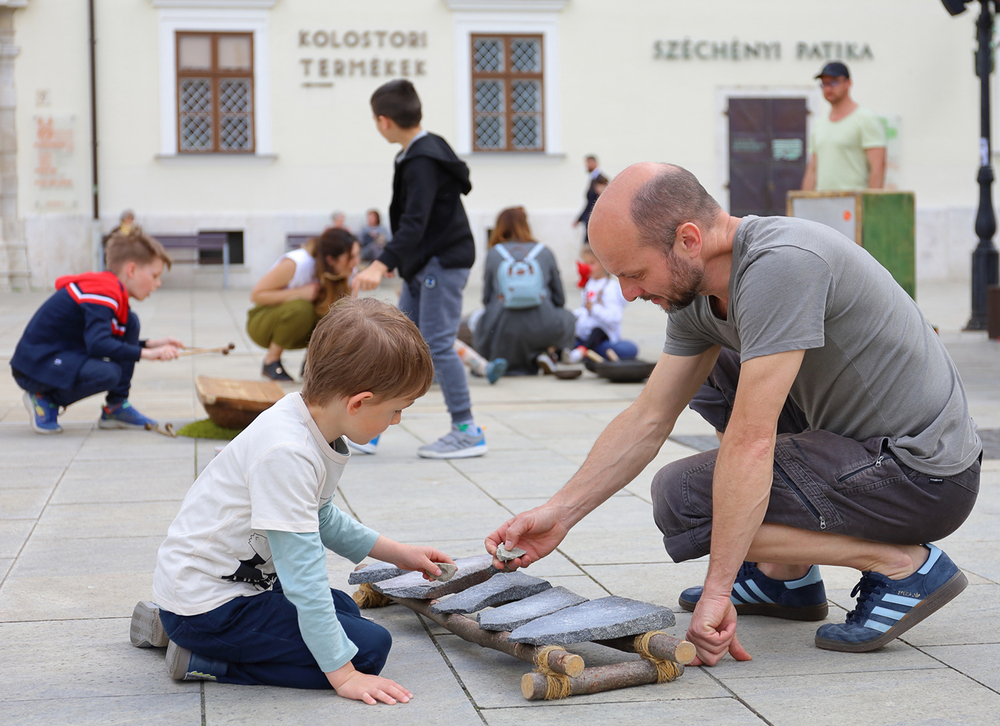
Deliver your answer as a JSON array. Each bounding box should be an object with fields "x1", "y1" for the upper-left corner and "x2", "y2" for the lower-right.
[
  {"x1": 470, "y1": 33, "x2": 544, "y2": 153},
  {"x1": 450, "y1": 4, "x2": 564, "y2": 157},
  {"x1": 175, "y1": 31, "x2": 255, "y2": 154}
]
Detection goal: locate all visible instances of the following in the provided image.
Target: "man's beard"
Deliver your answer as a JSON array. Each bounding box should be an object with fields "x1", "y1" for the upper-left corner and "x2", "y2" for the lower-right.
[{"x1": 641, "y1": 256, "x2": 704, "y2": 313}]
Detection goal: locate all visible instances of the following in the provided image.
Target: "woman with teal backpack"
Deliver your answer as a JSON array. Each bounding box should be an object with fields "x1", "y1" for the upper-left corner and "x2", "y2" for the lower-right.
[{"x1": 473, "y1": 207, "x2": 575, "y2": 375}]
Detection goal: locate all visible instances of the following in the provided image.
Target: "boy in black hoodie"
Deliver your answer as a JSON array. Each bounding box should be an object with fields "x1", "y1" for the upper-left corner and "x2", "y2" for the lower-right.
[{"x1": 353, "y1": 79, "x2": 486, "y2": 460}]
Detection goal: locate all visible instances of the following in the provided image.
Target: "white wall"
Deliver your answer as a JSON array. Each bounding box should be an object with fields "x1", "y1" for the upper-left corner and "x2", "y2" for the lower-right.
[{"x1": 12, "y1": 0, "x2": 992, "y2": 287}]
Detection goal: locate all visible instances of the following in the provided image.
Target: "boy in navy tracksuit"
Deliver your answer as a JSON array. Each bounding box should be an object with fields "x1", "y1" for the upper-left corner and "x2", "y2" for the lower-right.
[
  {"x1": 352, "y1": 79, "x2": 486, "y2": 460},
  {"x1": 11, "y1": 231, "x2": 183, "y2": 434}
]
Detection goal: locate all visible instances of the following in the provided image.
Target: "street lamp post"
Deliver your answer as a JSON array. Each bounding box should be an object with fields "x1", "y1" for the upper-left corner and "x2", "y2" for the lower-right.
[{"x1": 964, "y1": 0, "x2": 1000, "y2": 329}]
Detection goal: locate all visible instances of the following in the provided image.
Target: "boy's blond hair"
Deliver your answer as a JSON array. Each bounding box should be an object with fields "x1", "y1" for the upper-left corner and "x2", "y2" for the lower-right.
[
  {"x1": 105, "y1": 229, "x2": 173, "y2": 273},
  {"x1": 302, "y1": 297, "x2": 434, "y2": 406}
]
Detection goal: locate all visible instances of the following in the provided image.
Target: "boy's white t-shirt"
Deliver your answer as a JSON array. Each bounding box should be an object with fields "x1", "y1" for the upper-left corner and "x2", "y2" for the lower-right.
[
  {"x1": 153, "y1": 392, "x2": 376, "y2": 616},
  {"x1": 574, "y1": 275, "x2": 628, "y2": 343}
]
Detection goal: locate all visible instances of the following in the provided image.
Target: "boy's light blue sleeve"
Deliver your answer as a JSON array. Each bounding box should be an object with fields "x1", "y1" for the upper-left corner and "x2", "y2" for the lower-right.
[
  {"x1": 267, "y1": 529, "x2": 357, "y2": 674},
  {"x1": 318, "y1": 498, "x2": 380, "y2": 563}
]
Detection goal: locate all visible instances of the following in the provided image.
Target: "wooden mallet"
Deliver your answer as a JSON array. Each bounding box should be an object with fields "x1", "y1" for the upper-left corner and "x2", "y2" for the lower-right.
[{"x1": 178, "y1": 343, "x2": 236, "y2": 357}]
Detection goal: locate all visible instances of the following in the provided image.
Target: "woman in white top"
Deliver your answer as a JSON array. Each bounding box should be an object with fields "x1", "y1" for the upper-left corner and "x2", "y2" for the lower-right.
[{"x1": 247, "y1": 228, "x2": 360, "y2": 381}]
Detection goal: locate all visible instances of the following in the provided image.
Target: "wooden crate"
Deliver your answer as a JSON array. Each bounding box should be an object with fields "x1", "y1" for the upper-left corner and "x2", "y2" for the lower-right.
[{"x1": 786, "y1": 190, "x2": 916, "y2": 298}]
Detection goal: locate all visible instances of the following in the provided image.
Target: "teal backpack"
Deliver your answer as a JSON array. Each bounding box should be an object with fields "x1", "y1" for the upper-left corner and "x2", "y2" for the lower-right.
[{"x1": 495, "y1": 243, "x2": 546, "y2": 309}]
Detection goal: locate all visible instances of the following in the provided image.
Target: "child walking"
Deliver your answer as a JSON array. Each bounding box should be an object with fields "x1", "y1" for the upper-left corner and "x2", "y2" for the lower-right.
[
  {"x1": 352, "y1": 79, "x2": 486, "y2": 459},
  {"x1": 11, "y1": 230, "x2": 182, "y2": 434},
  {"x1": 131, "y1": 298, "x2": 453, "y2": 705}
]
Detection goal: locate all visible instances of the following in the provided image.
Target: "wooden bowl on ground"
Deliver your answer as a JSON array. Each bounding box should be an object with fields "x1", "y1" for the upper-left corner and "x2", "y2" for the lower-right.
[{"x1": 195, "y1": 376, "x2": 285, "y2": 430}]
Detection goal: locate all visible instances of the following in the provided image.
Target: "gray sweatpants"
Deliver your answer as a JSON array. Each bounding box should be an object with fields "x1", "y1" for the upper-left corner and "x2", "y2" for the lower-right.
[
  {"x1": 399, "y1": 257, "x2": 472, "y2": 422},
  {"x1": 652, "y1": 348, "x2": 980, "y2": 562}
]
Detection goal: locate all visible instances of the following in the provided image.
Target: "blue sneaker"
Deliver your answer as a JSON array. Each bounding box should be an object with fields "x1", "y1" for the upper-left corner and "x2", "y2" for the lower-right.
[
  {"x1": 815, "y1": 544, "x2": 967, "y2": 652},
  {"x1": 347, "y1": 435, "x2": 380, "y2": 455},
  {"x1": 485, "y1": 358, "x2": 508, "y2": 384},
  {"x1": 166, "y1": 641, "x2": 227, "y2": 682},
  {"x1": 679, "y1": 562, "x2": 829, "y2": 621},
  {"x1": 23, "y1": 392, "x2": 62, "y2": 434},
  {"x1": 98, "y1": 401, "x2": 156, "y2": 430},
  {"x1": 417, "y1": 423, "x2": 487, "y2": 459}
]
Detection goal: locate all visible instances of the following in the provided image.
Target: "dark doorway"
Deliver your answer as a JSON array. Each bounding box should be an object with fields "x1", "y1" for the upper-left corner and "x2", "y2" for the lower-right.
[{"x1": 728, "y1": 97, "x2": 807, "y2": 217}]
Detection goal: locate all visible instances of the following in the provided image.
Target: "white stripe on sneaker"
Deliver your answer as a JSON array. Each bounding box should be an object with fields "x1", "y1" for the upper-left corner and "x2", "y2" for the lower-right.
[
  {"x1": 863, "y1": 619, "x2": 892, "y2": 633},
  {"x1": 883, "y1": 594, "x2": 921, "y2": 607},
  {"x1": 732, "y1": 583, "x2": 757, "y2": 604},
  {"x1": 870, "y1": 606, "x2": 906, "y2": 621},
  {"x1": 745, "y1": 580, "x2": 776, "y2": 604}
]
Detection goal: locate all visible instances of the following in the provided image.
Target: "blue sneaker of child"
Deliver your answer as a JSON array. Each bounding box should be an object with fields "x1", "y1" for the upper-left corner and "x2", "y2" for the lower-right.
[
  {"x1": 347, "y1": 435, "x2": 380, "y2": 455},
  {"x1": 486, "y1": 358, "x2": 508, "y2": 384},
  {"x1": 417, "y1": 423, "x2": 487, "y2": 459},
  {"x1": 679, "y1": 562, "x2": 829, "y2": 621},
  {"x1": 815, "y1": 544, "x2": 967, "y2": 652},
  {"x1": 98, "y1": 401, "x2": 156, "y2": 430},
  {"x1": 166, "y1": 641, "x2": 227, "y2": 681},
  {"x1": 23, "y1": 391, "x2": 62, "y2": 435}
]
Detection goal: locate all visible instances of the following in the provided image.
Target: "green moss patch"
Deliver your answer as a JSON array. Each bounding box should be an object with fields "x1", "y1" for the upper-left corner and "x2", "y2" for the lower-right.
[{"x1": 176, "y1": 418, "x2": 242, "y2": 440}]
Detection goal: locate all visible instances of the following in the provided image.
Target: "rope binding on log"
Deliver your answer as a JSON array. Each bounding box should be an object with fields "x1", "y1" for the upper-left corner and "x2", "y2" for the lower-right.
[
  {"x1": 635, "y1": 631, "x2": 682, "y2": 682},
  {"x1": 352, "y1": 582, "x2": 393, "y2": 609},
  {"x1": 533, "y1": 645, "x2": 573, "y2": 700}
]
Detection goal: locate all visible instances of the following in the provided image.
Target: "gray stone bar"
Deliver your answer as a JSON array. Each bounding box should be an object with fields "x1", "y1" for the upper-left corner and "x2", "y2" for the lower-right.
[
  {"x1": 430, "y1": 572, "x2": 551, "y2": 614},
  {"x1": 478, "y1": 586, "x2": 589, "y2": 632},
  {"x1": 508, "y1": 596, "x2": 676, "y2": 645}
]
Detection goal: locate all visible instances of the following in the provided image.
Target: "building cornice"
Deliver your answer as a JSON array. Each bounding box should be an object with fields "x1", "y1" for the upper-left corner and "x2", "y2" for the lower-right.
[
  {"x1": 149, "y1": 1, "x2": 278, "y2": 9},
  {"x1": 444, "y1": 0, "x2": 567, "y2": 12}
]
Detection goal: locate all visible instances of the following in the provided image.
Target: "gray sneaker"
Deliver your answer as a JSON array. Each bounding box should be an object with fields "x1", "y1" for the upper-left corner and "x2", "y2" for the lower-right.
[
  {"x1": 417, "y1": 425, "x2": 487, "y2": 459},
  {"x1": 130, "y1": 601, "x2": 169, "y2": 648}
]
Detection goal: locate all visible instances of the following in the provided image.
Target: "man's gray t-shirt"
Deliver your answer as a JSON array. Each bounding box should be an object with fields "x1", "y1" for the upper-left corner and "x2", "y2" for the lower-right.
[{"x1": 663, "y1": 215, "x2": 980, "y2": 476}]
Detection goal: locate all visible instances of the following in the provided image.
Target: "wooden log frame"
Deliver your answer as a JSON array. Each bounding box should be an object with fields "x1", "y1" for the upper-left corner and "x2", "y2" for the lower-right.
[
  {"x1": 388, "y1": 595, "x2": 696, "y2": 700},
  {"x1": 393, "y1": 597, "x2": 584, "y2": 677}
]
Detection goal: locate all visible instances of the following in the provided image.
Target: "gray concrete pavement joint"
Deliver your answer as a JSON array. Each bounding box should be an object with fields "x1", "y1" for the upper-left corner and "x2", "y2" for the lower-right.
[{"x1": 414, "y1": 611, "x2": 489, "y2": 724}]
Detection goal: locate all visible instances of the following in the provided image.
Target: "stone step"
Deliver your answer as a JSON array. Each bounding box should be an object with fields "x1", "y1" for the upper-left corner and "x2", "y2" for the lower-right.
[
  {"x1": 508, "y1": 596, "x2": 677, "y2": 645},
  {"x1": 372, "y1": 553, "x2": 498, "y2": 599},
  {"x1": 478, "y1": 586, "x2": 588, "y2": 632},
  {"x1": 348, "y1": 561, "x2": 408, "y2": 585},
  {"x1": 430, "y1": 572, "x2": 551, "y2": 615}
]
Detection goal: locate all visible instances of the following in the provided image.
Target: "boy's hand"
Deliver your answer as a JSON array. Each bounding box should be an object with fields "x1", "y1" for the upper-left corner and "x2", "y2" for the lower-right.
[
  {"x1": 140, "y1": 345, "x2": 180, "y2": 360},
  {"x1": 398, "y1": 545, "x2": 455, "y2": 580},
  {"x1": 352, "y1": 261, "x2": 388, "y2": 295},
  {"x1": 145, "y1": 337, "x2": 185, "y2": 349},
  {"x1": 327, "y1": 664, "x2": 411, "y2": 705}
]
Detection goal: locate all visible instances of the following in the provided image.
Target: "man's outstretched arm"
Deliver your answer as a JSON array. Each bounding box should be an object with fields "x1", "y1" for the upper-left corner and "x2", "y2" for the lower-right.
[
  {"x1": 485, "y1": 347, "x2": 721, "y2": 569},
  {"x1": 688, "y1": 348, "x2": 804, "y2": 666}
]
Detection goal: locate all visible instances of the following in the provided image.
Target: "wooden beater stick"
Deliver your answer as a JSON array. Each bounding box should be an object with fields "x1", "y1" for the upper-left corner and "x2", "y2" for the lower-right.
[{"x1": 177, "y1": 343, "x2": 236, "y2": 357}]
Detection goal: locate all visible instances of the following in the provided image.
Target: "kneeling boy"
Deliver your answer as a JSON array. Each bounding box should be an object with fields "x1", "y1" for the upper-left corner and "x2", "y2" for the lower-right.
[
  {"x1": 133, "y1": 298, "x2": 453, "y2": 706},
  {"x1": 11, "y1": 230, "x2": 181, "y2": 434}
]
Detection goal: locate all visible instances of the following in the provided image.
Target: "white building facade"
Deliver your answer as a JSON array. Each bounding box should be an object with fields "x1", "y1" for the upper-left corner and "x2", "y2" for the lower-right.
[{"x1": 0, "y1": 0, "x2": 991, "y2": 290}]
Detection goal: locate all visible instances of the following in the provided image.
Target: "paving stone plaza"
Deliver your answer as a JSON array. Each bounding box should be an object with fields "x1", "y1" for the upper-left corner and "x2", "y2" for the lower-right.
[{"x1": 1, "y1": 279, "x2": 999, "y2": 726}]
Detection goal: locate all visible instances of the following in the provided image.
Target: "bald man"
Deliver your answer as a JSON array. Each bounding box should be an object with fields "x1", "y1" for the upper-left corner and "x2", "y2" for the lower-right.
[{"x1": 485, "y1": 163, "x2": 980, "y2": 666}]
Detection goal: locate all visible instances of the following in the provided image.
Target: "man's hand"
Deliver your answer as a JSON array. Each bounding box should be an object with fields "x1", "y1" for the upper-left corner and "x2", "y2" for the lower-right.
[
  {"x1": 352, "y1": 261, "x2": 388, "y2": 294},
  {"x1": 140, "y1": 345, "x2": 180, "y2": 360},
  {"x1": 327, "y1": 663, "x2": 411, "y2": 705},
  {"x1": 485, "y1": 504, "x2": 569, "y2": 570},
  {"x1": 686, "y1": 591, "x2": 752, "y2": 667}
]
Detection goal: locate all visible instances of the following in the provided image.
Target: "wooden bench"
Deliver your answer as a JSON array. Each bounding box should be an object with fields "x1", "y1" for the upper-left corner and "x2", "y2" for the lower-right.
[{"x1": 152, "y1": 232, "x2": 230, "y2": 288}]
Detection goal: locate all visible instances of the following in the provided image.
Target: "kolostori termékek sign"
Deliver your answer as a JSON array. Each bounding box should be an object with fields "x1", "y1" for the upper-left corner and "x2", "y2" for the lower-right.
[
  {"x1": 653, "y1": 39, "x2": 873, "y2": 62},
  {"x1": 298, "y1": 29, "x2": 429, "y2": 88}
]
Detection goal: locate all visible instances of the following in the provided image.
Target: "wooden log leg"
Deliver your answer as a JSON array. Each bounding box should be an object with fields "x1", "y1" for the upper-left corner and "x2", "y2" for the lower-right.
[
  {"x1": 596, "y1": 631, "x2": 697, "y2": 665},
  {"x1": 392, "y1": 596, "x2": 584, "y2": 677},
  {"x1": 521, "y1": 659, "x2": 685, "y2": 701}
]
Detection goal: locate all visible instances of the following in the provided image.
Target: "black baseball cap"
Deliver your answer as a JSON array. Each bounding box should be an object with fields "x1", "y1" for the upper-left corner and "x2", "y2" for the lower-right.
[{"x1": 815, "y1": 61, "x2": 850, "y2": 79}]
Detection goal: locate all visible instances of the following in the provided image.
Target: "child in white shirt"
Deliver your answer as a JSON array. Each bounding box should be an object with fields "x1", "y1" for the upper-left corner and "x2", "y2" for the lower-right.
[
  {"x1": 570, "y1": 244, "x2": 638, "y2": 362},
  {"x1": 132, "y1": 298, "x2": 450, "y2": 706}
]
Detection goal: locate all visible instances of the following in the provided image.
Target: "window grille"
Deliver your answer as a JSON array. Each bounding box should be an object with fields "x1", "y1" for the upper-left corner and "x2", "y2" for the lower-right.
[
  {"x1": 176, "y1": 32, "x2": 254, "y2": 154},
  {"x1": 471, "y1": 34, "x2": 543, "y2": 152}
]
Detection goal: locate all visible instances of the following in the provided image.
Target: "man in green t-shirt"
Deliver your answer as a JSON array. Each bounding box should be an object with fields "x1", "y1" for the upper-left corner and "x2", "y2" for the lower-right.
[{"x1": 801, "y1": 61, "x2": 887, "y2": 191}]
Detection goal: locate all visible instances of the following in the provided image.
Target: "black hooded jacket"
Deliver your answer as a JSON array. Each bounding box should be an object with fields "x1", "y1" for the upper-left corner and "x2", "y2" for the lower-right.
[{"x1": 377, "y1": 133, "x2": 476, "y2": 281}]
